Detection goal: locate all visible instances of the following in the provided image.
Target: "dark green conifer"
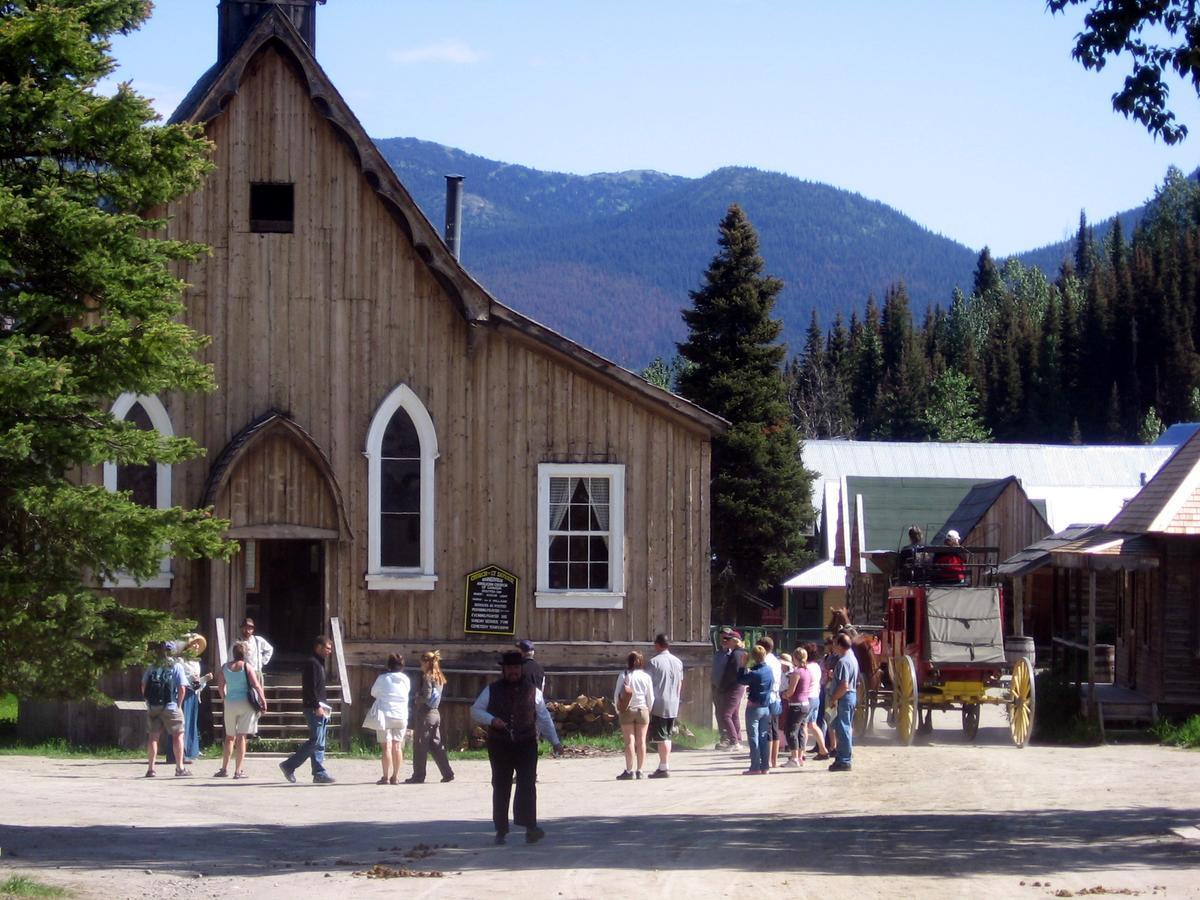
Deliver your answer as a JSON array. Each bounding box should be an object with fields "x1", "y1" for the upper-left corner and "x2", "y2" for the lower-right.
[{"x1": 676, "y1": 205, "x2": 813, "y2": 619}]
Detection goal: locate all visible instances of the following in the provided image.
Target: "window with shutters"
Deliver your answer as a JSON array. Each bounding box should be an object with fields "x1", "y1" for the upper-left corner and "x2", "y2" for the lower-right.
[
  {"x1": 104, "y1": 393, "x2": 175, "y2": 588},
  {"x1": 536, "y1": 463, "x2": 625, "y2": 609},
  {"x1": 365, "y1": 384, "x2": 438, "y2": 590}
]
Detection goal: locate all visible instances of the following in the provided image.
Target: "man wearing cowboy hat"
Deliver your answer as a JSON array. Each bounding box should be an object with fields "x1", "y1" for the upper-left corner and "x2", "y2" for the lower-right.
[{"x1": 470, "y1": 651, "x2": 563, "y2": 845}]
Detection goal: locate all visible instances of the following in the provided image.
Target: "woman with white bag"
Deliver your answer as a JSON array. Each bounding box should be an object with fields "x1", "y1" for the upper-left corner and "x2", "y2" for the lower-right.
[{"x1": 367, "y1": 653, "x2": 410, "y2": 784}]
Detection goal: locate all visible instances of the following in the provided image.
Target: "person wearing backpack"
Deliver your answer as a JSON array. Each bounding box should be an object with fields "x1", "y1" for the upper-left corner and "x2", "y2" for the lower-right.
[
  {"x1": 405, "y1": 649, "x2": 455, "y2": 784},
  {"x1": 141, "y1": 642, "x2": 189, "y2": 777}
]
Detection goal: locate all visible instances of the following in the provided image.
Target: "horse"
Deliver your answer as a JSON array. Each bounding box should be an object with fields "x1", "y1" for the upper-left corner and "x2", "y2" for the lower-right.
[{"x1": 827, "y1": 607, "x2": 882, "y2": 693}]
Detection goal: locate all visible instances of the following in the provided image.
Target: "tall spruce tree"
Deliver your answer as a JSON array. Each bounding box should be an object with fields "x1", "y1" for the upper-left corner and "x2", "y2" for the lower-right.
[
  {"x1": 0, "y1": 0, "x2": 233, "y2": 700},
  {"x1": 676, "y1": 205, "x2": 812, "y2": 619}
]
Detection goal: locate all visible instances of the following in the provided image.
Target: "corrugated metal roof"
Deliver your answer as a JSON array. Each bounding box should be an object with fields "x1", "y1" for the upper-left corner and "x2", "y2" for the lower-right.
[
  {"x1": 847, "y1": 475, "x2": 992, "y2": 553},
  {"x1": 805, "y1": 440, "x2": 1171, "y2": 533},
  {"x1": 1153, "y1": 423, "x2": 1200, "y2": 446},
  {"x1": 782, "y1": 559, "x2": 847, "y2": 589}
]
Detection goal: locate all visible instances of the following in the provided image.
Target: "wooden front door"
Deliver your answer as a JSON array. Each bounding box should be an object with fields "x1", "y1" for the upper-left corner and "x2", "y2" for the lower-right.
[{"x1": 244, "y1": 539, "x2": 325, "y2": 659}]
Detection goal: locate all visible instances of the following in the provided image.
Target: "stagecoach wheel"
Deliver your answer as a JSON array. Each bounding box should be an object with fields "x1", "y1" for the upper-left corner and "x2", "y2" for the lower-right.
[
  {"x1": 853, "y1": 673, "x2": 870, "y2": 738},
  {"x1": 961, "y1": 703, "x2": 980, "y2": 741},
  {"x1": 1009, "y1": 657, "x2": 1036, "y2": 748},
  {"x1": 889, "y1": 655, "x2": 918, "y2": 746}
]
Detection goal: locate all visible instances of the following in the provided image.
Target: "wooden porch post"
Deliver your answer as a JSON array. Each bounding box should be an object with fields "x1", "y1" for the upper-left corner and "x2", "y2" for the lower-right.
[
  {"x1": 1087, "y1": 569, "x2": 1097, "y2": 721},
  {"x1": 1013, "y1": 578, "x2": 1025, "y2": 638}
]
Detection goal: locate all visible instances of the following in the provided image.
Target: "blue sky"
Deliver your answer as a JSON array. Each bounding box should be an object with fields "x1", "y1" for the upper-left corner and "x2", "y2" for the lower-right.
[{"x1": 103, "y1": 1, "x2": 1199, "y2": 255}]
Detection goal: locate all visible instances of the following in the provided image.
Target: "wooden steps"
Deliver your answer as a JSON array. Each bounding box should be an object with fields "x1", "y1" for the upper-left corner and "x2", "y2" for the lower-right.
[{"x1": 209, "y1": 670, "x2": 343, "y2": 744}]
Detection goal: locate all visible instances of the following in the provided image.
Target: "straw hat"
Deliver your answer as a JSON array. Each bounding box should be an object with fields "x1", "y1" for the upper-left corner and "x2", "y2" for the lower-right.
[{"x1": 183, "y1": 633, "x2": 207, "y2": 654}]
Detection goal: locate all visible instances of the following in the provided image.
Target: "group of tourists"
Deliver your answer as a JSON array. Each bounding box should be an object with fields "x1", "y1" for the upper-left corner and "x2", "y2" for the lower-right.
[
  {"x1": 141, "y1": 617, "x2": 271, "y2": 778},
  {"x1": 711, "y1": 626, "x2": 859, "y2": 773},
  {"x1": 139, "y1": 622, "x2": 847, "y2": 845}
]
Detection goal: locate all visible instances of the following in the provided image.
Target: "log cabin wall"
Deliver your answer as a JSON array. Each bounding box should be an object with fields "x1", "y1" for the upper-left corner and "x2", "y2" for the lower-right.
[{"x1": 106, "y1": 43, "x2": 717, "y2": 739}]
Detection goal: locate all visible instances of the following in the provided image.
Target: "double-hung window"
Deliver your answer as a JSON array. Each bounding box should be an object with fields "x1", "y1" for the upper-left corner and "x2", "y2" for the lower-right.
[{"x1": 536, "y1": 463, "x2": 625, "y2": 609}]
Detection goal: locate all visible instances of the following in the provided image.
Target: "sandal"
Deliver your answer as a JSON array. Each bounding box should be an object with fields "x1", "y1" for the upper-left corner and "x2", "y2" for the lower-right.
[
  {"x1": 233, "y1": 771, "x2": 248, "y2": 780},
  {"x1": 174, "y1": 768, "x2": 192, "y2": 777},
  {"x1": 144, "y1": 769, "x2": 156, "y2": 778},
  {"x1": 376, "y1": 777, "x2": 389, "y2": 785},
  {"x1": 389, "y1": 776, "x2": 399, "y2": 785},
  {"x1": 214, "y1": 769, "x2": 228, "y2": 778}
]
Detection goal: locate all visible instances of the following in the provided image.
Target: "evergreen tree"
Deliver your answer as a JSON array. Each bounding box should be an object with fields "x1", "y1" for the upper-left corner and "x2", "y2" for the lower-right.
[
  {"x1": 877, "y1": 283, "x2": 929, "y2": 439},
  {"x1": 676, "y1": 205, "x2": 813, "y2": 618},
  {"x1": 918, "y1": 370, "x2": 992, "y2": 443},
  {"x1": 1074, "y1": 210, "x2": 1095, "y2": 279},
  {"x1": 0, "y1": 0, "x2": 233, "y2": 700},
  {"x1": 849, "y1": 296, "x2": 884, "y2": 436},
  {"x1": 973, "y1": 247, "x2": 1002, "y2": 297},
  {"x1": 1138, "y1": 407, "x2": 1165, "y2": 444}
]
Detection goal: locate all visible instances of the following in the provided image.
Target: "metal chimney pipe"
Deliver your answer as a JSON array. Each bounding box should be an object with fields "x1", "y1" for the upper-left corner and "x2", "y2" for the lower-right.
[{"x1": 444, "y1": 175, "x2": 464, "y2": 260}]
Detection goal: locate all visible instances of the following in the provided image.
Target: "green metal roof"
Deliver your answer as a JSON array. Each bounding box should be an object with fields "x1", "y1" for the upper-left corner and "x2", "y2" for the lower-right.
[{"x1": 846, "y1": 476, "x2": 993, "y2": 553}]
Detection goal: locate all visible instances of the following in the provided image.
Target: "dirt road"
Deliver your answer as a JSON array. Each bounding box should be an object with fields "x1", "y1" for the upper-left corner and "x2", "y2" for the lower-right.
[{"x1": 1, "y1": 709, "x2": 1197, "y2": 899}]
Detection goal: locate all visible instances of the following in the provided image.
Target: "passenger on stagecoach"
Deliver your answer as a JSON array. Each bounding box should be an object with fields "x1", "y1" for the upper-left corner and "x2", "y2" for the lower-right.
[
  {"x1": 898, "y1": 525, "x2": 925, "y2": 579},
  {"x1": 933, "y1": 530, "x2": 968, "y2": 585}
]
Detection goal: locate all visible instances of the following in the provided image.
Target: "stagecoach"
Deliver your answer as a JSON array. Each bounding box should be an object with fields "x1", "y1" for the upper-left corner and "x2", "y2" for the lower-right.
[{"x1": 848, "y1": 544, "x2": 1035, "y2": 748}]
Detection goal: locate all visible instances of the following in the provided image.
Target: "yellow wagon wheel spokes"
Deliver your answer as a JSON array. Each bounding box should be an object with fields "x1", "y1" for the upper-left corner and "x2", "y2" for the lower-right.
[
  {"x1": 1009, "y1": 657, "x2": 1035, "y2": 748},
  {"x1": 891, "y1": 655, "x2": 917, "y2": 746}
]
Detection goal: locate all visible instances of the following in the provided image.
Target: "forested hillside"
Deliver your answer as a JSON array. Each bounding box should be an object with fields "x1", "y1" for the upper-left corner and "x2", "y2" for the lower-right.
[
  {"x1": 787, "y1": 168, "x2": 1200, "y2": 445},
  {"x1": 374, "y1": 137, "x2": 978, "y2": 366}
]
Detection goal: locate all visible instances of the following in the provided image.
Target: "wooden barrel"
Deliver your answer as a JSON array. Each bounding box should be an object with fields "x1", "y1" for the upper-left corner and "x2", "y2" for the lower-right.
[{"x1": 1004, "y1": 636, "x2": 1035, "y2": 669}]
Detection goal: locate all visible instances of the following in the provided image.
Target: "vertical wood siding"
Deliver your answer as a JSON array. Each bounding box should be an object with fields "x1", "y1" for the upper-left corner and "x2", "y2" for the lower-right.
[{"x1": 133, "y1": 46, "x2": 712, "y2": 694}]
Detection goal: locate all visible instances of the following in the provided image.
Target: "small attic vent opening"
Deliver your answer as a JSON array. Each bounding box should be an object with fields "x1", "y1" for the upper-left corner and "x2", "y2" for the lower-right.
[{"x1": 250, "y1": 182, "x2": 294, "y2": 233}]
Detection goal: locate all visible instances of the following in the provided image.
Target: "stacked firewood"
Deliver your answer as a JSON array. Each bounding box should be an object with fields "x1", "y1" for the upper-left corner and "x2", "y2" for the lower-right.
[{"x1": 547, "y1": 695, "x2": 619, "y2": 738}]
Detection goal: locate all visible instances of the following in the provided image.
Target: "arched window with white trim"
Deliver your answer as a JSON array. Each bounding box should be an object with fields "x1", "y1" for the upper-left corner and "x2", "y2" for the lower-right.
[
  {"x1": 365, "y1": 384, "x2": 438, "y2": 590},
  {"x1": 104, "y1": 393, "x2": 174, "y2": 588}
]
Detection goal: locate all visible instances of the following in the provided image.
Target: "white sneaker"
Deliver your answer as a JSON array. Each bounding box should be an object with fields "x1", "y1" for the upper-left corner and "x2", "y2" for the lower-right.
[
  {"x1": 729, "y1": 743, "x2": 745, "y2": 752},
  {"x1": 782, "y1": 758, "x2": 801, "y2": 768}
]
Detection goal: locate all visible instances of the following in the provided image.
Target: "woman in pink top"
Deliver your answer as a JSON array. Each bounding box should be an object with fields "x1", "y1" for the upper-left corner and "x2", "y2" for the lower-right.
[{"x1": 782, "y1": 647, "x2": 812, "y2": 766}]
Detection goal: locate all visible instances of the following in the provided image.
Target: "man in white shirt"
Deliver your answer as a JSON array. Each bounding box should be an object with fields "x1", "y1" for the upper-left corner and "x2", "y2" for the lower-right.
[
  {"x1": 647, "y1": 634, "x2": 684, "y2": 778},
  {"x1": 471, "y1": 651, "x2": 563, "y2": 845},
  {"x1": 239, "y1": 618, "x2": 273, "y2": 679}
]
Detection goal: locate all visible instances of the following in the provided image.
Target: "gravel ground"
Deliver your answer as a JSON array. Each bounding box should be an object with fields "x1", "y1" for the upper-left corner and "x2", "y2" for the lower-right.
[{"x1": 0, "y1": 707, "x2": 1198, "y2": 899}]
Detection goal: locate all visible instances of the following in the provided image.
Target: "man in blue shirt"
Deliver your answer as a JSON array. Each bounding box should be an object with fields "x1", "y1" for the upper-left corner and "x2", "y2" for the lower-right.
[
  {"x1": 828, "y1": 633, "x2": 859, "y2": 772},
  {"x1": 141, "y1": 642, "x2": 188, "y2": 777}
]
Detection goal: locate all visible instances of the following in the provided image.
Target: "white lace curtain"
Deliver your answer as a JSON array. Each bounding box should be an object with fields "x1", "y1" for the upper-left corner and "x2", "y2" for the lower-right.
[{"x1": 549, "y1": 477, "x2": 610, "y2": 531}]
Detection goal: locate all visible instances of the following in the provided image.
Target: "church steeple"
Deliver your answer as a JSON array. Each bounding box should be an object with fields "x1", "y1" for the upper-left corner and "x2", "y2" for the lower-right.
[{"x1": 218, "y1": 0, "x2": 326, "y2": 63}]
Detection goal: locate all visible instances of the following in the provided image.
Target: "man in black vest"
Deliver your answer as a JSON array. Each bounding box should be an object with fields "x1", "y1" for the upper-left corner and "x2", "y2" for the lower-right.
[{"x1": 471, "y1": 651, "x2": 562, "y2": 845}]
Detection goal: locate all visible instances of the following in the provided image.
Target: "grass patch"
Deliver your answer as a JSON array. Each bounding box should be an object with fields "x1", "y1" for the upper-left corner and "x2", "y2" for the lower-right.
[
  {"x1": 0, "y1": 693, "x2": 16, "y2": 723},
  {"x1": 0, "y1": 874, "x2": 68, "y2": 897},
  {"x1": 1153, "y1": 715, "x2": 1200, "y2": 748},
  {"x1": 1032, "y1": 672, "x2": 1101, "y2": 745}
]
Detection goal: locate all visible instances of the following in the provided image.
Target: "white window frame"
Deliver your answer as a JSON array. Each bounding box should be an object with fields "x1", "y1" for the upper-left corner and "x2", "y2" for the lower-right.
[
  {"x1": 103, "y1": 393, "x2": 174, "y2": 589},
  {"x1": 365, "y1": 383, "x2": 439, "y2": 591},
  {"x1": 536, "y1": 462, "x2": 626, "y2": 609}
]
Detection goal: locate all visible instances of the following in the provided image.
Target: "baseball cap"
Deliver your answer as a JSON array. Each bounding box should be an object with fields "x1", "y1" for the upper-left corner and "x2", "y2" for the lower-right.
[{"x1": 516, "y1": 639, "x2": 535, "y2": 652}]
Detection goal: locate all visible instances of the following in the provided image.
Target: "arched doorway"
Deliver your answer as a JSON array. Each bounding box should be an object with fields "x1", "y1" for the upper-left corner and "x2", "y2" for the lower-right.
[{"x1": 201, "y1": 411, "x2": 352, "y2": 658}]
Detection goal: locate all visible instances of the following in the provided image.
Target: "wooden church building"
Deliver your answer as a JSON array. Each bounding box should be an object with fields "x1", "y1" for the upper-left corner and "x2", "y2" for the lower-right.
[{"x1": 70, "y1": 0, "x2": 725, "y2": 742}]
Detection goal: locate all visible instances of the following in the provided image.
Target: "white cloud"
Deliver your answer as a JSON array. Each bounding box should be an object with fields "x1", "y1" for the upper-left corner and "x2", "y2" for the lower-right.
[{"x1": 389, "y1": 40, "x2": 485, "y2": 65}]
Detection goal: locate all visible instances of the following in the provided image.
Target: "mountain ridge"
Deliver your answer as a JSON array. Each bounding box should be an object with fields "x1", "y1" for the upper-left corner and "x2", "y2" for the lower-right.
[{"x1": 372, "y1": 136, "x2": 1135, "y2": 368}]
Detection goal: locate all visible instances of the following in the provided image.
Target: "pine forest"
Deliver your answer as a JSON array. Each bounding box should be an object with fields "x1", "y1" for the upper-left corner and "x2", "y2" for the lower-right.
[{"x1": 782, "y1": 167, "x2": 1200, "y2": 446}]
